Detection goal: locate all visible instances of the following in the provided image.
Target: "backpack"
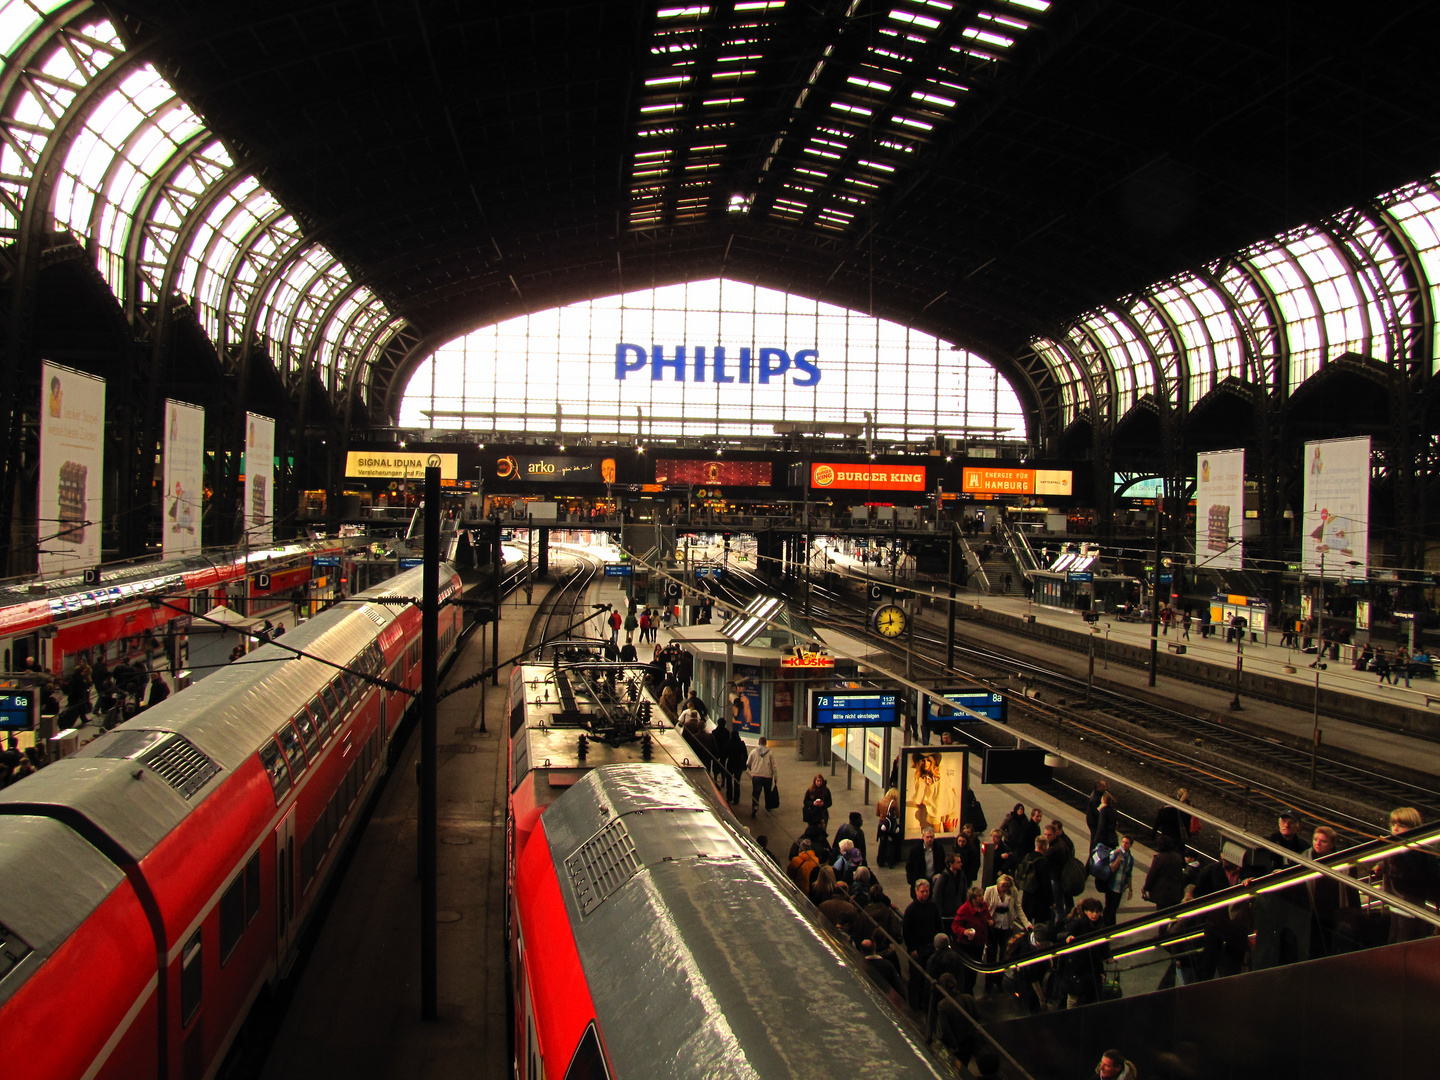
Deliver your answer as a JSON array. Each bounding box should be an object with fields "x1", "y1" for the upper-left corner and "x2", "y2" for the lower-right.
[
  {"x1": 1014, "y1": 854, "x2": 1041, "y2": 894},
  {"x1": 1061, "y1": 855, "x2": 1087, "y2": 896}
]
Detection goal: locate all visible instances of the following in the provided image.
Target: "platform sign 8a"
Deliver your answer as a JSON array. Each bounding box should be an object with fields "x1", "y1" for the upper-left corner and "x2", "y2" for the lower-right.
[{"x1": 0, "y1": 691, "x2": 36, "y2": 730}]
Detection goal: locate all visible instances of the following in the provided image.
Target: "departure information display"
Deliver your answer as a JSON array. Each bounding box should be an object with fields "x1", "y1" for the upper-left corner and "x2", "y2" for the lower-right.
[
  {"x1": 812, "y1": 690, "x2": 900, "y2": 728},
  {"x1": 925, "y1": 689, "x2": 1007, "y2": 725}
]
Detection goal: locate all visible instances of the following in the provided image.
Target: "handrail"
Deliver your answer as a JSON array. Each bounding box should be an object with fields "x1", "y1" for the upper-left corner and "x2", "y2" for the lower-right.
[{"x1": 954, "y1": 532, "x2": 992, "y2": 593}]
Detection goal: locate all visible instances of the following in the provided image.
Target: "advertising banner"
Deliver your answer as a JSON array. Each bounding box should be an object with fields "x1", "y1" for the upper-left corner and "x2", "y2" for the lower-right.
[
  {"x1": 809, "y1": 462, "x2": 926, "y2": 492},
  {"x1": 1302, "y1": 437, "x2": 1369, "y2": 576},
  {"x1": 655, "y1": 458, "x2": 773, "y2": 486},
  {"x1": 901, "y1": 745, "x2": 966, "y2": 839},
  {"x1": 39, "y1": 363, "x2": 105, "y2": 575},
  {"x1": 1194, "y1": 448, "x2": 1245, "y2": 570},
  {"x1": 244, "y1": 413, "x2": 275, "y2": 546},
  {"x1": 345, "y1": 451, "x2": 458, "y2": 480},
  {"x1": 163, "y1": 400, "x2": 204, "y2": 559},
  {"x1": 492, "y1": 454, "x2": 614, "y2": 483},
  {"x1": 729, "y1": 664, "x2": 763, "y2": 733},
  {"x1": 961, "y1": 467, "x2": 1072, "y2": 495}
]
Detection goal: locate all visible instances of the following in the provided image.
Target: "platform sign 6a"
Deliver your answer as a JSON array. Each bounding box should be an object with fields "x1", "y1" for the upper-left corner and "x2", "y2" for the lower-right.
[{"x1": 0, "y1": 691, "x2": 35, "y2": 730}]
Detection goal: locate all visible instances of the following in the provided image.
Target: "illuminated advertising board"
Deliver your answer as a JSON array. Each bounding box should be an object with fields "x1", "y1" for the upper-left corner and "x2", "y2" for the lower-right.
[
  {"x1": 492, "y1": 455, "x2": 616, "y2": 483},
  {"x1": 961, "y1": 468, "x2": 1072, "y2": 496},
  {"x1": 810, "y1": 462, "x2": 926, "y2": 492},
  {"x1": 345, "y1": 451, "x2": 459, "y2": 480},
  {"x1": 1302, "y1": 436, "x2": 1369, "y2": 576},
  {"x1": 655, "y1": 458, "x2": 773, "y2": 486}
]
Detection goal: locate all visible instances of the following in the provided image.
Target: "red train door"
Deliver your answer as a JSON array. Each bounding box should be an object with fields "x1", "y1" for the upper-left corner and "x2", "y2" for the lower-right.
[{"x1": 275, "y1": 808, "x2": 297, "y2": 968}]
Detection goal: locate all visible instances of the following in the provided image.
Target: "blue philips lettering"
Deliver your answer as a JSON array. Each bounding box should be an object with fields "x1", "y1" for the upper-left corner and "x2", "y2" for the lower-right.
[
  {"x1": 612, "y1": 343, "x2": 819, "y2": 385},
  {"x1": 616, "y1": 343, "x2": 647, "y2": 380},
  {"x1": 652, "y1": 344, "x2": 685, "y2": 381},
  {"x1": 759, "y1": 348, "x2": 790, "y2": 383},
  {"x1": 712, "y1": 345, "x2": 733, "y2": 383},
  {"x1": 792, "y1": 349, "x2": 821, "y2": 386}
]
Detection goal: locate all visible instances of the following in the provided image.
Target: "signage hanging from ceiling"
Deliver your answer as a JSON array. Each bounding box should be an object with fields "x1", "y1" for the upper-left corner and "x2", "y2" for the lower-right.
[
  {"x1": 345, "y1": 451, "x2": 458, "y2": 480},
  {"x1": 656, "y1": 458, "x2": 773, "y2": 486},
  {"x1": 809, "y1": 463, "x2": 927, "y2": 492},
  {"x1": 961, "y1": 467, "x2": 1072, "y2": 496},
  {"x1": 615, "y1": 344, "x2": 821, "y2": 386},
  {"x1": 492, "y1": 455, "x2": 615, "y2": 483}
]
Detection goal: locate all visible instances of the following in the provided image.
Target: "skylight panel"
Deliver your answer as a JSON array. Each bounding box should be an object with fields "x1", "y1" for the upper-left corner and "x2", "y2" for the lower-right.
[
  {"x1": 894, "y1": 115, "x2": 935, "y2": 130},
  {"x1": 796, "y1": 167, "x2": 829, "y2": 178},
  {"x1": 912, "y1": 90, "x2": 957, "y2": 108},
  {"x1": 1005, "y1": 0, "x2": 1050, "y2": 11},
  {"x1": 804, "y1": 146, "x2": 842, "y2": 160},
  {"x1": 719, "y1": 53, "x2": 764, "y2": 62},
  {"x1": 890, "y1": 10, "x2": 942, "y2": 31},
  {"x1": 645, "y1": 75, "x2": 689, "y2": 86},
  {"x1": 848, "y1": 75, "x2": 894, "y2": 93},
  {"x1": 979, "y1": 11, "x2": 1030, "y2": 30},
  {"x1": 712, "y1": 69, "x2": 756, "y2": 80},
  {"x1": 876, "y1": 138, "x2": 915, "y2": 153},
  {"x1": 657, "y1": 5, "x2": 711, "y2": 17},
  {"x1": 965, "y1": 27, "x2": 1013, "y2": 48},
  {"x1": 845, "y1": 175, "x2": 880, "y2": 189},
  {"x1": 734, "y1": 0, "x2": 784, "y2": 9},
  {"x1": 641, "y1": 102, "x2": 684, "y2": 113},
  {"x1": 831, "y1": 101, "x2": 873, "y2": 116},
  {"x1": 858, "y1": 158, "x2": 896, "y2": 173}
]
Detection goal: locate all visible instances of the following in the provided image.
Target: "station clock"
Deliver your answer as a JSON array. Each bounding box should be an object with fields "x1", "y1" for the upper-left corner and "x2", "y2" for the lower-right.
[{"x1": 872, "y1": 603, "x2": 908, "y2": 638}]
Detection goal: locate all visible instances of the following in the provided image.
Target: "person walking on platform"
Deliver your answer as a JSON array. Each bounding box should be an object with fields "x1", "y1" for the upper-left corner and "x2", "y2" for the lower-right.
[
  {"x1": 723, "y1": 723, "x2": 747, "y2": 806},
  {"x1": 1182, "y1": 610, "x2": 1192, "y2": 639},
  {"x1": 638, "y1": 609, "x2": 651, "y2": 643},
  {"x1": 607, "y1": 608, "x2": 622, "y2": 643},
  {"x1": 1393, "y1": 646, "x2": 1412, "y2": 687},
  {"x1": 1101, "y1": 835, "x2": 1135, "y2": 926},
  {"x1": 746, "y1": 736, "x2": 776, "y2": 819}
]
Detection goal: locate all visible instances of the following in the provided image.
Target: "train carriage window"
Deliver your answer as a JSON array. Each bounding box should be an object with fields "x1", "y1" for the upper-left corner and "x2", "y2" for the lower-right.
[
  {"x1": 219, "y1": 878, "x2": 245, "y2": 964},
  {"x1": 342, "y1": 667, "x2": 361, "y2": 698},
  {"x1": 308, "y1": 696, "x2": 331, "y2": 738},
  {"x1": 329, "y1": 674, "x2": 349, "y2": 712},
  {"x1": 292, "y1": 710, "x2": 320, "y2": 757},
  {"x1": 564, "y1": 1023, "x2": 611, "y2": 1080},
  {"x1": 320, "y1": 682, "x2": 341, "y2": 722},
  {"x1": 258, "y1": 741, "x2": 291, "y2": 802},
  {"x1": 245, "y1": 852, "x2": 261, "y2": 923},
  {"x1": 305, "y1": 701, "x2": 329, "y2": 745},
  {"x1": 180, "y1": 929, "x2": 203, "y2": 1026},
  {"x1": 275, "y1": 723, "x2": 307, "y2": 775}
]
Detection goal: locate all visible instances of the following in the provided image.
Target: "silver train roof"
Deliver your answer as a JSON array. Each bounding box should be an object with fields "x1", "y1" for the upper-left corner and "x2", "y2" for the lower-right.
[{"x1": 541, "y1": 764, "x2": 947, "y2": 1080}]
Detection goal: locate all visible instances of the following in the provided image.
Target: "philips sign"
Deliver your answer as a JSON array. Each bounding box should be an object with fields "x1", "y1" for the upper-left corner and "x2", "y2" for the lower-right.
[{"x1": 615, "y1": 343, "x2": 820, "y2": 386}]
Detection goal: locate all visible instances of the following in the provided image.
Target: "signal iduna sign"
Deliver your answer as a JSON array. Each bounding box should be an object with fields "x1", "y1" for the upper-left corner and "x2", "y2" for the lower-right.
[
  {"x1": 810, "y1": 463, "x2": 926, "y2": 492},
  {"x1": 346, "y1": 451, "x2": 458, "y2": 480},
  {"x1": 961, "y1": 467, "x2": 1072, "y2": 496}
]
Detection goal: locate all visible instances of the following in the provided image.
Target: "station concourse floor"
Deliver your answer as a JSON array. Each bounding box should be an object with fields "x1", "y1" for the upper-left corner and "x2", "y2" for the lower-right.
[{"x1": 253, "y1": 558, "x2": 1248, "y2": 1079}]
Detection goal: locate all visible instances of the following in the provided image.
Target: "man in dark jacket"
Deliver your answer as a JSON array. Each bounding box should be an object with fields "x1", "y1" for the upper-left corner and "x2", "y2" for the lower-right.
[
  {"x1": 931, "y1": 853, "x2": 968, "y2": 922},
  {"x1": 906, "y1": 827, "x2": 949, "y2": 898},
  {"x1": 1085, "y1": 780, "x2": 1108, "y2": 847},
  {"x1": 903, "y1": 880, "x2": 944, "y2": 1012},
  {"x1": 834, "y1": 811, "x2": 867, "y2": 864}
]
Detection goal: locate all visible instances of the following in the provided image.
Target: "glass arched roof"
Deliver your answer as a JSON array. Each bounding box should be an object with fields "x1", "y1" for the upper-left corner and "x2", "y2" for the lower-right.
[{"x1": 399, "y1": 278, "x2": 1025, "y2": 444}]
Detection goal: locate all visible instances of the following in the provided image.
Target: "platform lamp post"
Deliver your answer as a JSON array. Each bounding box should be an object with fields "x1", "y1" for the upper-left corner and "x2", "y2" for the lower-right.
[
  {"x1": 1148, "y1": 493, "x2": 1164, "y2": 687},
  {"x1": 1309, "y1": 550, "x2": 1327, "y2": 669}
]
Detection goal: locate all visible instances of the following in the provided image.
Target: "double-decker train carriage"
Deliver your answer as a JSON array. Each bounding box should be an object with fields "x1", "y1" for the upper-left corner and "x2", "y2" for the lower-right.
[
  {"x1": 0, "y1": 541, "x2": 347, "y2": 689},
  {"x1": 509, "y1": 763, "x2": 950, "y2": 1079},
  {"x1": 0, "y1": 562, "x2": 462, "y2": 1080}
]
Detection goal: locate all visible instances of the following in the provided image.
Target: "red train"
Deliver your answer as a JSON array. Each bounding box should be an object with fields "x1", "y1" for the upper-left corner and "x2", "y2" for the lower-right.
[
  {"x1": 0, "y1": 540, "x2": 348, "y2": 691},
  {"x1": 506, "y1": 661, "x2": 949, "y2": 1079},
  {"x1": 0, "y1": 561, "x2": 462, "y2": 1080}
]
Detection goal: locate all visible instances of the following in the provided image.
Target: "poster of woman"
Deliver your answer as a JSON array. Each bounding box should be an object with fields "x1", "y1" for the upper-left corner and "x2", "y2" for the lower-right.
[{"x1": 901, "y1": 746, "x2": 965, "y2": 838}]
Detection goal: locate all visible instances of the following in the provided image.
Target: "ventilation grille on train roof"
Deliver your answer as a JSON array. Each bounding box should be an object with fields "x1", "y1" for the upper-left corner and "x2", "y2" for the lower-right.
[
  {"x1": 359, "y1": 605, "x2": 386, "y2": 626},
  {"x1": 92, "y1": 730, "x2": 221, "y2": 801},
  {"x1": 566, "y1": 818, "x2": 641, "y2": 917}
]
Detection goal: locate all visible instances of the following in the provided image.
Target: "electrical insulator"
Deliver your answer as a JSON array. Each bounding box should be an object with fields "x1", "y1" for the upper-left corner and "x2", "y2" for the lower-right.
[{"x1": 577, "y1": 734, "x2": 589, "y2": 759}]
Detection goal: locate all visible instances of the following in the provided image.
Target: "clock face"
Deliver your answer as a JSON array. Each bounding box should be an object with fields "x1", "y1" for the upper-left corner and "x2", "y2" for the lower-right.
[{"x1": 874, "y1": 604, "x2": 907, "y2": 638}]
